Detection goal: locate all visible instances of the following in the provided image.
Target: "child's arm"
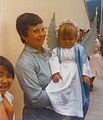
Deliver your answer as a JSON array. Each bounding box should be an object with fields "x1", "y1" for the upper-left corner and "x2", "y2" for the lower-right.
[
  {"x1": 0, "y1": 95, "x2": 8, "y2": 120},
  {"x1": 78, "y1": 45, "x2": 91, "y2": 85},
  {"x1": 49, "y1": 48, "x2": 61, "y2": 75},
  {"x1": 3, "y1": 96, "x2": 14, "y2": 120},
  {"x1": 81, "y1": 46, "x2": 91, "y2": 86},
  {"x1": 82, "y1": 57, "x2": 91, "y2": 85}
]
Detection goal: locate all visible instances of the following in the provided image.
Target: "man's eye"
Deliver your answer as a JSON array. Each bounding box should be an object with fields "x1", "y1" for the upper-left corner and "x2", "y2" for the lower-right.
[
  {"x1": 41, "y1": 27, "x2": 47, "y2": 31},
  {"x1": 33, "y1": 29, "x2": 39, "y2": 33},
  {"x1": 32, "y1": 27, "x2": 47, "y2": 34}
]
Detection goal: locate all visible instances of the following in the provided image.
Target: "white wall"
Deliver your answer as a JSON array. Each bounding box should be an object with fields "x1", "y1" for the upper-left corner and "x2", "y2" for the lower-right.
[{"x1": 0, "y1": 0, "x2": 90, "y2": 119}]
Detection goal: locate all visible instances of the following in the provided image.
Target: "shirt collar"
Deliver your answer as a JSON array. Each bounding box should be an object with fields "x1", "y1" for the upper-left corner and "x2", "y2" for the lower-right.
[
  {"x1": 24, "y1": 44, "x2": 50, "y2": 55},
  {"x1": 24, "y1": 45, "x2": 39, "y2": 53}
]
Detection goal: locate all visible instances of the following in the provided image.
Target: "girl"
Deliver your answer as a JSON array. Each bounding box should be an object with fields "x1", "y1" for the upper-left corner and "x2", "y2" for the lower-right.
[
  {"x1": 0, "y1": 56, "x2": 15, "y2": 120},
  {"x1": 46, "y1": 20, "x2": 91, "y2": 120},
  {"x1": 89, "y1": 38, "x2": 103, "y2": 91}
]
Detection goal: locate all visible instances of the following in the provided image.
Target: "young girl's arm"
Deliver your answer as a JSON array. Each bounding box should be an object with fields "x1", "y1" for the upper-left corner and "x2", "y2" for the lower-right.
[
  {"x1": 49, "y1": 48, "x2": 61, "y2": 75},
  {"x1": 0, "y1": 95, "x2": 8, "y2": 120},
  {"x1": 3, "y1": 96, "x2": 14, "y2": 120}
]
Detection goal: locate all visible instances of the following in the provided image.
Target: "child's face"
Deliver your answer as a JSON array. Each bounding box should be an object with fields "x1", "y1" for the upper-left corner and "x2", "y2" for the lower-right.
[
  {"x1": 59, "y1": 37, "x2": 77, "y2": 48},
  {"x1": 58, "y1": 23, "x2": 77, "y2": 48},
  {"x1": 0, "y1": 65, "x2": 13, "y2": 95}
]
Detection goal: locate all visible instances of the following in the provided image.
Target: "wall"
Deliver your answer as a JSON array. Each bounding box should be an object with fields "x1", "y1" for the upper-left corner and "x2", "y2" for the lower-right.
[{"x1": 0, "y1": 0, "x2": 90, "y2": 119}]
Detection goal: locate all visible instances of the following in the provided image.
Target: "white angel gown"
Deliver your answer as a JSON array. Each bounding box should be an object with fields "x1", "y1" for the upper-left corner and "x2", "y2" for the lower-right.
[{"x1": 46, "y1": 46, "x2": 84, "y2": 117}]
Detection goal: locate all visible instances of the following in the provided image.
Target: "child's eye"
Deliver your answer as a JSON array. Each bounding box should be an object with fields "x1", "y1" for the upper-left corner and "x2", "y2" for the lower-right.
[
  {"x1": 0, "y1": 72, "x2": 12, "y2": 79},
  {"x1": 6, "y1": 74, "x2": 12, "y2": 79},
  {"x1": 0, "y1": 72, "x2": 3, "y2": 77}
]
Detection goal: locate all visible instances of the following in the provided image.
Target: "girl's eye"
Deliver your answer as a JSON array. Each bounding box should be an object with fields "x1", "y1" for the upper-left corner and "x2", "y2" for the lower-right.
[
  {"x1": 6, "y1": 74, "x2": 12, "y2": 79},
  {"x1": 0, "y1": 72, "x2": 3, "y2": 77},
  {"x1": 0, "y1": 72, "x2": 12, "y2": 79}
]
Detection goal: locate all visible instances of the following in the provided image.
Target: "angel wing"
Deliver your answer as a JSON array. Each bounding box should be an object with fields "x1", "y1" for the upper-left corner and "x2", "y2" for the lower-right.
[
  {"x1": 80, "y1": 16, "x2": 97, "y2": 57},
  {"x1": 47, "y1": 13, "x2": 59, "y2": 50}
]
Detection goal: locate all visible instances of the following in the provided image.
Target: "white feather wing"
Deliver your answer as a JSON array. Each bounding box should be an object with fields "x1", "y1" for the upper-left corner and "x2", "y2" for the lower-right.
[
  {"x1": 47, "y1": 13, "x2": 59, "y2": 50},
  {"x1": 80, "y1": 16, "x2": 97, "y2": 56}
]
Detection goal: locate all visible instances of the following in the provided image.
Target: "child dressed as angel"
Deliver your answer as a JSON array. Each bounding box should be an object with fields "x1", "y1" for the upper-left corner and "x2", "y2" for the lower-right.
[
  {"x1": 46, "y1": 19, "x2": 91, "y2": 119},
  {"x1": 89, "y1": 38, "x2": 103, "y2": 91}
]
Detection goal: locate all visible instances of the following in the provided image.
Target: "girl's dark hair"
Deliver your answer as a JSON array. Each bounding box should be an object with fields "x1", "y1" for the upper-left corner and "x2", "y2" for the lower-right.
[
  {"x1": 0, "y1": 56, "x2": 14, "y2": 79},
  {"x1": 16, "y1": 13, "x2": 43, "y2": 43}
]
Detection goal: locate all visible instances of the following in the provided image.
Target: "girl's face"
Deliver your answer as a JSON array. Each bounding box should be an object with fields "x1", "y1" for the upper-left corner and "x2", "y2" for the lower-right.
[
  {"x1": 59, "y1": 37, "x2": 77, "y2": 48},
  {"x1": 25, "y1": 23, "x2": 46, "y2": 49},
  {"x1": 0, "y1": 65, "x2": 13, "y2": 95},
  {"x1": 58, "y1": 23, "x2": 77, "y2": 48}
]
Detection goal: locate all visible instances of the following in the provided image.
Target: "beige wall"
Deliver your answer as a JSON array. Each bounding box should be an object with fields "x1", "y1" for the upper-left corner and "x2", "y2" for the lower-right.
[{"x1": 0, "y1": 0, "x2": 90, "y2": 119}]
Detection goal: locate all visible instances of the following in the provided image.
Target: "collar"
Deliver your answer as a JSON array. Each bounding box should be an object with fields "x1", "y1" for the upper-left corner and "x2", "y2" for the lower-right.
[
  {"x1": 24, "y1": 45, "x2": 50, "y2": 55},
  {"x1": 24, "y1": 45, "x2": 38, "y2": 53}
]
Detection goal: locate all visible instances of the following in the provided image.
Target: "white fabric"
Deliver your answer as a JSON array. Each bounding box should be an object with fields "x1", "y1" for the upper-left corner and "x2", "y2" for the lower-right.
[
  {"x1": 46, "y1": 47, "x2": 83, "y2": 117},
  {"x1": 5, "y1": 91, "x2": 15, "y2": 120},
  {"x1": 83, "y1": 59, "x2": 91, "y2": 77}
]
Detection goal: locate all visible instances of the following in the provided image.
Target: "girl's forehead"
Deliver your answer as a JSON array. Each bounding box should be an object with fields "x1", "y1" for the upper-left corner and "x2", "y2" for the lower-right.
[
  {"x1": 0, "y1": 65, "x2": 5, "y2": 68},
  {"x1": 0, "y1": 65, "x2": 8, "y2": 72}
]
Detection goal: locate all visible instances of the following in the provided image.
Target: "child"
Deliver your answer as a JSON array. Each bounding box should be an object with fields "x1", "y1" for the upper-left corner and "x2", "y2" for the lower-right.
[
  {"x1": 77, "y1": 29, "x2": 88, "y2": 43},
  {"x1": 89, "y1": 38, "x2": 103, "y2": 91},
  {"x1": 46, "y1": 20, "x2": 91, "y2": 119},
  {"x1": 0, "y1": 56, "x2": 15, "y2": 120}
]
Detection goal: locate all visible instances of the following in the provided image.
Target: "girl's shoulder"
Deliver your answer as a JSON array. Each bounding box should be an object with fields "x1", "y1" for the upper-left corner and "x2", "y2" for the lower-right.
[{"x1": 5, "y1": 91, "x2": 14, "y2": 104}]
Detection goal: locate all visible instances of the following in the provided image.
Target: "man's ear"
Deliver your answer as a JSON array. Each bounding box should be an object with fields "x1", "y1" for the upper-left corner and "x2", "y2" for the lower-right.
[
  {"x1": 22, "y1": 35, "x2": 26, "y2": 40},
  {"x1": 22, "y1": 35, "x2": 27, "y2": 43}
]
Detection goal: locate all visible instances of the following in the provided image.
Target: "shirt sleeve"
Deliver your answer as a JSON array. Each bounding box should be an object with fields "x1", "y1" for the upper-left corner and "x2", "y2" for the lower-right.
[
  {"x1": 80, "y1": 45, "x2": 91, "y2": 77},
  {"x1": 82, "y1": 58, "x2": 91, "y2": 78},
  {"x1": 16, "y1": 59, "x2": 51, "y2": 108},
  {"x1": 49, "y1": 48, "x2": 60, "y2": 75}
]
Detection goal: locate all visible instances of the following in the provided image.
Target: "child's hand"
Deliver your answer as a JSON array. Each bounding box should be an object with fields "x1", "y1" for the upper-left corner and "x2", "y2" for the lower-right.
[
  {"x1": 52, "y1": 73, "x2": 62, "y2": 83},
  {"x1": 82, "y1": 75, "x2": 90, "y2": 86}
]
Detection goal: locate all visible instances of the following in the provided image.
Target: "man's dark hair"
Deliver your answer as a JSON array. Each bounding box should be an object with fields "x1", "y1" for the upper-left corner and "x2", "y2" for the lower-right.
[{"x1": 16, "y1": 13, "x2": 43, "y2": 43}]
